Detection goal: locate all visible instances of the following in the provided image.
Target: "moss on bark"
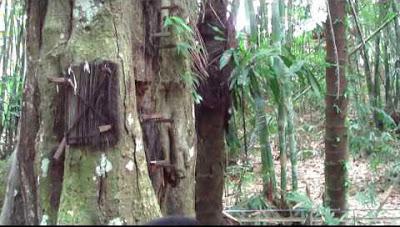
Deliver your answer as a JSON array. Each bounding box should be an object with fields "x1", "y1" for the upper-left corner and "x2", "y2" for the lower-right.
[{"x1": 35, "y1": 0, "x2": 161, "y2": 224}]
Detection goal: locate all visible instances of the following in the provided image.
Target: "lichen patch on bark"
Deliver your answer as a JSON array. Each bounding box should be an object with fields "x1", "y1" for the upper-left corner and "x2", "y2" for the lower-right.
[
  {"x1": 40, "y1": 158, "x2": 50, "y2": 178},
  {"x1": 95, "y1": 154, "x2": 113, "y2": 177}
]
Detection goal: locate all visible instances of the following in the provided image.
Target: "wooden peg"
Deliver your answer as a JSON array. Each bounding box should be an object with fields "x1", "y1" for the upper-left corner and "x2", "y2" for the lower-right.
[
  {"x1": 151, "y1": 32, "x2": 171, "y2": 38},
  {"x1": 150, "y1": 160, "x2": 173, "y2": 167},
  {"x1": 53, "y1": 136, "x2": 67, "y2": 160},
  {"x1": 160, "y1": 4, "x2": 179, "y2": 11},
  {"x1": 47, "y1": 76, "x2": 67, "y2": 84},
  {"x1": 141, "y1": 113, "x2": 173, "y2": 123}
]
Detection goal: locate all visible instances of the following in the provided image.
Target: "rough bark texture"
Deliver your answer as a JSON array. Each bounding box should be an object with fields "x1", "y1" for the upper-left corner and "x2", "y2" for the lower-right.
[
  {"x1": 0, "y1": 1, "x2": 43, "y2": 224},
  {"x1": 0, "y1": 151, "x2": 24, "y2": 225},
  {"x1": 1, "y1": 0, "x2": 199, "y2": 224},
  {"x1": 136, "y1": 0, "x2": 165, "y2": 208},
  {"x1": 16, "y1": 0, "x2": 42, "y2": 224},
  {"x1": 195, "y1": 0, "x2": 235, "y2": 224},
  {"x1": 135, "y1": 0, "x2": 197, "y2": 216},
  {"x1": 155, "y1": 0, "x2": 197, "y2": 215},
  {"x1": 325, "y1": 0, "x2": 348, "y2": 217},
  {"x1": 34, "y1": 0, "x2": 161, "y2": 224}
]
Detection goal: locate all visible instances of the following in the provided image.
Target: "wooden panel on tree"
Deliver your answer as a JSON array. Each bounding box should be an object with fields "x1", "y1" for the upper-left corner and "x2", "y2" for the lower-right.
[{"x1": 50, "y1": 60, "x2": 120, "y2": 155}]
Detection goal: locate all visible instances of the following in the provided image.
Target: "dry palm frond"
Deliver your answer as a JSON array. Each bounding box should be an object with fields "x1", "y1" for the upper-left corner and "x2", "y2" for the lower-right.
[{"x1": 189, "y1": 21, "x2": 209, "y2": 82}]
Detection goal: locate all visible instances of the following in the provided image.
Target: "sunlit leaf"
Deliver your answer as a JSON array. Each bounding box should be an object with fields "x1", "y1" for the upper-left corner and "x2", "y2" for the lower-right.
[{"x1": 220, "y1": 48, "x2": 234, "y2": 70}]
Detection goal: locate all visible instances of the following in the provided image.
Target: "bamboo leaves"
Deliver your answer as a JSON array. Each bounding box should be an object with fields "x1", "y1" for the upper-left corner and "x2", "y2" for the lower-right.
[{"x1": 0, "y1": 0, "x2": 26, "y2": 158}]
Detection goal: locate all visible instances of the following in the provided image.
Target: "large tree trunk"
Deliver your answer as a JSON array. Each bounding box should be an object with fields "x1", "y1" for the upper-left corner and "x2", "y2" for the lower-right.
[
  {"x1": 195, "y1": 0, "x2": 235, "y2": 224},
  {"x1": 136, "y1": 0, "x2": 197, "y2": 216},
  {"x1": 33, "y1": 0, "x2": 160, "y2": 224},
  {"x1": 16, "y1": 0, "x2": 41, "y2": 224},
  {"x1": 2, "y1": 0, "x2": 198, "y2": 224},
  {"x1": 325, "y1": 0, "x2": 348, "y2": 217},
  {"x1": 154, "y1": 0, "x2": 197, "y2": 216},
  {"x1": 0, "y1": 0, "x2": 43, "y2": 224}
]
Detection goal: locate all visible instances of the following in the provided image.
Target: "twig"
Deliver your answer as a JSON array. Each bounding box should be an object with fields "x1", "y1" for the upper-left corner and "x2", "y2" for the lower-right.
[
  {"x1": 374, "y1": 185, "x2": 394, "y2": 217},
  {"x1": 222, "y1": 210, "x2": 240, "y2": 223}
]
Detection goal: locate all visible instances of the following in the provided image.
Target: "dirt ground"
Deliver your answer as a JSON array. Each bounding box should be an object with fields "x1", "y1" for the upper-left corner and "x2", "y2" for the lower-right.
[{"x1": 223, "y1": 112, "x2": 400, "y2": 225}]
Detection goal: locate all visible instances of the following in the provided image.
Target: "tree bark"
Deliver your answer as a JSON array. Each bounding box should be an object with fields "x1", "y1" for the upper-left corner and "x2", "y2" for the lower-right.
[
  {"x1": 33, "y1": 0, "x2": 161, "y2": 224},
  {"x1": 259, "y1": 0, "x2": 269, "y2": 37},
  {"x1": 16, "y1": 0, "x2": 42, "y2": 224},
  {"x1": 133, "y1": 0, "x2": 197, "y2": 216},
  {"x1": 195, "y1": 0, "x2": 235, "y2": 224},
  {"x1": 0, "y1": 0, "x2": 43, "y2": 224},
  {"x1": 0, "y1": 151, "x2": 25, "y2": 225},
  {"x1": 325, "y1": 0, "x2": 348, "y2": 217},
  {"x1": 154, "y1": 0, "x2": 197, "y2": 216},
  {"x1": 271, "y1": 0, "x2": 288, "y2": 206}
]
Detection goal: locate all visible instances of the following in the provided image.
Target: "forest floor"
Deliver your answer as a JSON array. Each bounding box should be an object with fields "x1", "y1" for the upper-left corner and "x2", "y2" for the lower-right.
[{"x1": 223, "y1": 110, "x2": 400, "y2": 225}]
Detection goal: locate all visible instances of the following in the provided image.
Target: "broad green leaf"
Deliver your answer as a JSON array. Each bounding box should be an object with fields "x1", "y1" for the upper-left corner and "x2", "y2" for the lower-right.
[
  {"x1": 268, "y1": 77, "x2": 280, "y2": 104},
  {"x1": 289, "y1": 60, "x2": 305, "y2": 76},
  {"x1": 220, "y1": 48, "x2": 234, "y2": 70},
  {"x1": 207, "y1": 23, "x2": 225, "y2": 35},
  {"x1": 214, "y1": 36, "x2": 226, "y2": 41},
  {"x1": 305, "y1": 68, "x2": 322, "y2": 96},
  {"x1": 287, "y1": 191, "x2": 313, "y2": 210}
]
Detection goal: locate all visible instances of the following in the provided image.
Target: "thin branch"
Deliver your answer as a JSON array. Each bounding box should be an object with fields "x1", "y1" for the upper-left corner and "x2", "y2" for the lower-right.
[
  {"x1": 349, "y1": 0, "x2": 366, "y2": 47},
  {"x1": 374, "y1": 185, "x2": 394, "y2": 217},
  {"x1": 349, "y1": 12, "x2": 398, "y2": 56}
]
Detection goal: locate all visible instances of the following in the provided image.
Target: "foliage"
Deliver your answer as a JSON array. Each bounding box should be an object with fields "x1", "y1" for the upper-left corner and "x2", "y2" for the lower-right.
[
  {"x1": 223, "y1": 1, "x2": 400, "y2": 223},
  {"x1": 225, "y1": 163, "x2": 256, "y2": 206},
  {"x1": 287, "y1": 191, "x2": 345, "y2": 225},
  {"x1": 355, "y1": 184, "x2": 378, "y2": 208},
  {"x1": 0, "y1": 0, "x2": 26, "y2": 159},
  {"x1": 1, "y1": 0, "x2": 400, "y2": 224},
  {"x1": 348, "y1": 110, "x2": 397, "y2": 169},
  {"x1": 163, "y1": 16, "x2": 204, "y2": 103},
  {"x1": 387, "y1": 160, "x2": 400, "y2": 185}
]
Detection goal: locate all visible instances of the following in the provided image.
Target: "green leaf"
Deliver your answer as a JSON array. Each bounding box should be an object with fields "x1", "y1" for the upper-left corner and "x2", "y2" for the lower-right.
[
  {"x1": 220, "y1": 48, "x2": 234, "y2": 70},
  {"x1": 214, "y1": 36, "x2": 226, "y2": 41},
  {"x1": 163, "y1": 16, "x2": 192, "y2": 34},
  {"x1": 238, "y1": 68, "x2": 250, "y2": 86},
  {"x1": 176, "y1": 42, "x2": 191, "y2": 56},
  {"x1": 207, "y1": 23, "x2": 225, "y2": 35},
  {"x1": 289, "y1": 60, "x2": 305, "y2": 76},
  {"x1": 268, "y1": 77, "x2": 280, "y2": 104},
  {"x1": 287, "y1": 191, "x2": 313, "y2": 210},
  {"x1": 251, "y1": 48, "x2": 279, "y2": 63},
  {"x1": 318, "y1": 206, "x2": 342, "y2": 225}
]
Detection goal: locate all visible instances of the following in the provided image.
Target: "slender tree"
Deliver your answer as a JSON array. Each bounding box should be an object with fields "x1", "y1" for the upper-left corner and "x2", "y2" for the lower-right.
[
  {"x1": 286, "y1": 0, "x2": 294, "y2": 47},
  {"x1": 271, "y1": 0, "x2": 288, "y2": 206},
  {"x1": 246, "y1": 0, "x2": 277, "y2": 202},
  {"x1": 244, "y1": 0, "x2": 257, "y2": 36},
  {"x1": 349, "y1": 0, "x2": 375, "y2": 122},
  {"x1": 259, "y1": 0, "x2": 269, "y2": 38},
  {"x1": 325, "y1": 0, "x2": 348, "y2": 217},
  {"x1": 196, "y1": 0, "x2": 235, "y2": 224}
]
